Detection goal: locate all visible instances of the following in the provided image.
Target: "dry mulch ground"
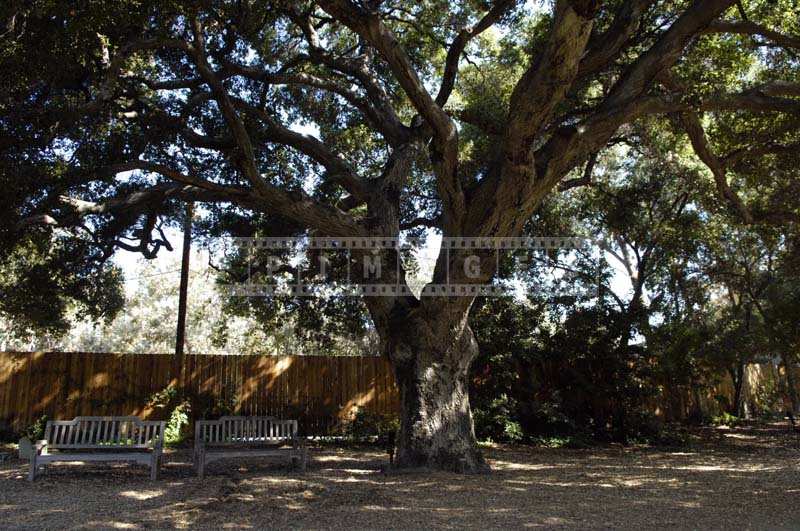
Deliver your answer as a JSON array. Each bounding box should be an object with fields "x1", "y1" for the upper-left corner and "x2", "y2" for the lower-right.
[{"x1": 1, "y1": 423, "x2": 798, "y2": 529}]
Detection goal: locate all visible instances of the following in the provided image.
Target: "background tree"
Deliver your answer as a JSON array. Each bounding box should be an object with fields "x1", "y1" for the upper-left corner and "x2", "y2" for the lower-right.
[
  {"x1": 0, "y1": 252, "x2": 377, "y2": 356},
  {"x1": 702, "y1": 225, "x2": 800, "y2": 414}
]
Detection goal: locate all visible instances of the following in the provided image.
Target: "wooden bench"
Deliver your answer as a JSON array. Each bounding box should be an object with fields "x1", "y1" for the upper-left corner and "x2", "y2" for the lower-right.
[
  {"x1": 29, "y1": 416, "x2": 165, "y2": 481},
  {"x1": 193, "y1": 416, "x2": 308, "y2": 478}
]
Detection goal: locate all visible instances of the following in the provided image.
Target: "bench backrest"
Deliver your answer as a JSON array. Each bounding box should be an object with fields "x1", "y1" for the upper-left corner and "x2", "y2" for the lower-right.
[
  {"x1": 195, "y1": 416, "x2": 297, "y2": 446},
  {"x1": 44, "y1": 416, "x2": 166, "y2": 449}
]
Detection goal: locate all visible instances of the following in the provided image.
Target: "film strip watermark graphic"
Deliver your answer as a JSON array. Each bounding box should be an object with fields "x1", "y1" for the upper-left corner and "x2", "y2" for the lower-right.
[{"x1": 225, "y1": 236, "x2": 601, "y2": 297}]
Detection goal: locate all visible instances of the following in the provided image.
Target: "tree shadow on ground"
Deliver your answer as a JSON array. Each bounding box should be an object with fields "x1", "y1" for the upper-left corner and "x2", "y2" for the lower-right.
[{"x1": 0, "y1": 424, "x2": 798, "y2": 529}]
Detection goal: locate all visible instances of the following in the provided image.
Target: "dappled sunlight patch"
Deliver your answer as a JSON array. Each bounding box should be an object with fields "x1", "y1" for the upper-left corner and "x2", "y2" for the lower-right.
[
  {"x1": 87, "y1": 521, "x2": 139, "y2": 529},
  {"x1": 486, "y1": 507, "x2": 515, "y2": 514},
  {"x1": 359, "y1": 503, "x2": 436, "y2": 513},
  {"x1": 119, "y1": 489, "x2": 164, "y2": 501},
  {"x1": 312, "y1": 452, "x2": 384, "y2": 463},
  {"x1": 0, "y1": 468, "x2": 23, "y2": 480},
  {"x1": 722, "y1": 433, "x2": 758, "y2": 440},
  {"x1": 502, "y1": 485, "x2": 531, "y2": 493},
  {"x1": 523, "y1": 516, "x2": 575, "y2": 527},
  {"x1": 669, "y1": 463, "x2": 781, "y2": 473},
  {"x1": 311, "y1": 454, "x2": 348, "y2": 462},
  {"x1": 673, "y1": 501, "x2": 703, "y2": 509},
  {"x1": 337, "y1": 468, "x2": 375, "y2": 475},
  {"x1": 491, "y1": 460, "x2": 567, "y2": 471},
  {"x1": 243, "y1": 477, "x2": 304, "y2": 488},
  {"x1": 361, "y1": 504, "x2": 393, "y2": 511},
  {"x1": 503, "y1": 472, "x2": 692, "y2": 491},
  {"x1": 327, "y1": 475, "x2": 376, "y2": 484},
  {"x1": 596, "y1": 478, "x2": 648, "y2": 488},
  {"x1": 1, "y1": 437, "x2": 798, "y2": 528}
]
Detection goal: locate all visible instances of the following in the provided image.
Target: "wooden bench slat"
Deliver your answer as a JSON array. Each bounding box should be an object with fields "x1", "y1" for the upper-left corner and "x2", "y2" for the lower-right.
[{"x1": 38, "y1": 452, "x2": 153, "y2": 464}]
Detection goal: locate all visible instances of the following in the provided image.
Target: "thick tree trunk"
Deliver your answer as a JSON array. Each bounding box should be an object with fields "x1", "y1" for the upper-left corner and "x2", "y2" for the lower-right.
[{"x1": 382, "y1": 310, "x2": 487, "y2": 473}]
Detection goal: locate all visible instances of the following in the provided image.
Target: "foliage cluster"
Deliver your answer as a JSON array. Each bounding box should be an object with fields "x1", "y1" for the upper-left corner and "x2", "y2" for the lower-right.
[{"x1": 147, "y1": 384, "x2": 238, "y2": 446}]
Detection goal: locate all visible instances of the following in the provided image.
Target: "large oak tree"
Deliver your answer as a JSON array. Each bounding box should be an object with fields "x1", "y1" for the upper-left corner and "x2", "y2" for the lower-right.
[{"x1": 2, "y1": 0, "x2": 799, "y2": 470}]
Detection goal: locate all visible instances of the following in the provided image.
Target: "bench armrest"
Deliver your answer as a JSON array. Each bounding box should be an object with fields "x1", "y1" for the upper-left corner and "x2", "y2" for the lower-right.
[{"x1": 34, "y1": 440, "x2": 48, "y2": 455}]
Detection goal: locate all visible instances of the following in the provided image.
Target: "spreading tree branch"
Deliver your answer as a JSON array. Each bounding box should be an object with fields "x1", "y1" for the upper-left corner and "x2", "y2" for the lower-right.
[
  {"x1": 435, "y1": 0, "x2": 517, "y2": 106},
  {"x1": 316, "y1": 0, "x2": 464, "y2": 231},
  {"x1": 577, "y1": 0, "x2": 656, "y2": 78},
  {"x1": 704, "y1": 19, "x2": 800, "y2": 50}
]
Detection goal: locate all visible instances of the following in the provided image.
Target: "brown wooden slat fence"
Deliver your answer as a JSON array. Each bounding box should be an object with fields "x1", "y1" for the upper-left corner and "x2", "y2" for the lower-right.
[
  {"x1": 0, "y1": 352, "x2": 399, "y2": 435},
  {"x1": 2, "y1": 352, "x2": 795, "y2": 437}
]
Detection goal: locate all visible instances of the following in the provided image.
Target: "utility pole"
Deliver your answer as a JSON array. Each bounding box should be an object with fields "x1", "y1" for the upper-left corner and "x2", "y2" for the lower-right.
[{"x1": 173, "y1": 201, "x2": 193, "y2": 385}]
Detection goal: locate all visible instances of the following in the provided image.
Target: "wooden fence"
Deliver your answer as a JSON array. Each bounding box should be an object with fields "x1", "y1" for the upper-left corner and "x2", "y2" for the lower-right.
[
  {"x1": 652, "y1": 362, "x2": 800, "y2": 421},
  {"x1": 0, "y1": 351, "x2": 399, "y2": 435},
  {"x1": 2, "y1": 351, "x2": 796, "y2": 437}
]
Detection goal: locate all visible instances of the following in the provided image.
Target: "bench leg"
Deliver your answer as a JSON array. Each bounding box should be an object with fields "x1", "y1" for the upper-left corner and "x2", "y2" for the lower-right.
[
  {"x1": 290, "y1": 449, "x2": 308, "y2": 472},
  {"x1": 28, "y1": 453, "x2": 37, "y2": 482},
  {"x1": 197, "y1": 452, "x2": 205, "y2": 479},
  {"x1": 151, "y1": 447, "x2": 163, "y2": 481}
]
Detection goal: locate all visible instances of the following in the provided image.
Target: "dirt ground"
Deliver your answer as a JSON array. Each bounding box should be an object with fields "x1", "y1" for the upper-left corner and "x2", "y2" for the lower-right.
[{"x1": 0, "y1": 423, "x2": 798, "y2": 530}]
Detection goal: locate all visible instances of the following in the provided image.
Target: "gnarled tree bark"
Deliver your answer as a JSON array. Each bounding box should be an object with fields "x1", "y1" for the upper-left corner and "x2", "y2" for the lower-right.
[{"x1": 382, "y1": 308, "x2": 486, "y2": 472}]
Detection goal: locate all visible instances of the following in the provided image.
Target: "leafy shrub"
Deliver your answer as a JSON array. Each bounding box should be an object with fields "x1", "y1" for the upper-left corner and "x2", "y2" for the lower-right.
[
  {"x1": 532, "y1": 435, "x2": 589, "y2": 449},
  {"x1": 21, "y1": 415, "x2": 48, "y2": 441},
  {"x1": 527, "y1": 398, "x2": 582, "y2": 436},
  {"x1": 147, "y1": 385, "x2": 237, "y2": 446},
  {"x1": 711, "y1": 412, "x2": 740, "y2": 427},
  {"x1": 164, "y1": 400, "x2": 191, "y2": 446},
  {"x1": 147, "y1": 385, "x2": 179, "y2": 410},
  {"x1": 473, "y1": 394, "x2": 524, "y2": 443}
]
